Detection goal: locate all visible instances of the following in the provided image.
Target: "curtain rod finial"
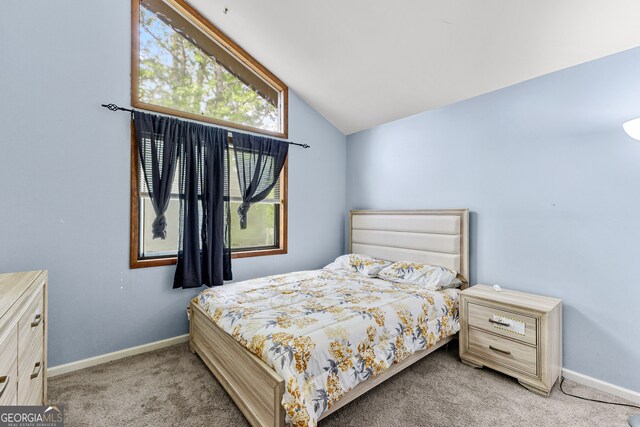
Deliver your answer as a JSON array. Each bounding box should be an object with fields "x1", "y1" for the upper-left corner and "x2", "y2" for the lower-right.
[{"x1": 101, "y1": 103, "x2": 134, "y2": 113}]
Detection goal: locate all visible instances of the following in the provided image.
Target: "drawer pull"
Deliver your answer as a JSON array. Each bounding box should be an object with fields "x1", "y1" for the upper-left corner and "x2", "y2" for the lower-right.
[
  {"x1": 31, "y1": 314, "x2": 42, "y2": 328},
  {"x1": 488, "y1": 318, "x2": 511, "y2": 327},
  {"x1": 0, "y1": 376, "x2": 9, "y2": 398},
  {"x1": 30, "y1": 362, "x2": 41, "y2": 379},
  {"x1": 489, "y1": 345, "x2": 511, "y2": 355}
]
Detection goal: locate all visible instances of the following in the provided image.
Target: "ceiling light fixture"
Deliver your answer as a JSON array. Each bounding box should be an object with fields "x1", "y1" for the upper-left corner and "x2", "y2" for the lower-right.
[{"x1": 623, "y1": 118, "x2": 640, "y2": 140}]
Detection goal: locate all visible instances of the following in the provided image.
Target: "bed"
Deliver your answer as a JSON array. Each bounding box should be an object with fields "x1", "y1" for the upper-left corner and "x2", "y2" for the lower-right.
[{"x1": 189, "y1": 209, "x2": 469, "y2": 427}]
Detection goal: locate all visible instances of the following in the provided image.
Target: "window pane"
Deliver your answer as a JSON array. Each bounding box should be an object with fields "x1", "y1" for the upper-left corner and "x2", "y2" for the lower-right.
[
  {"x1": 227, "y1": 146, "x2": 281, "y2": 204},
  {"x1": 138, "y1": 143, "x2": 282, "y2": 257},
  {"x1": 230, "y1": 202, "x2": 277, "y2": 249},
  {"x1": 141, "y1": 196, "x2": 180, "y2": 257},
  {"x1": 140, "y1": 197, "x2": 279, "y2": 256},
  {"x1": 138, "y1": 0, "x2": 280, "y2": 132}
]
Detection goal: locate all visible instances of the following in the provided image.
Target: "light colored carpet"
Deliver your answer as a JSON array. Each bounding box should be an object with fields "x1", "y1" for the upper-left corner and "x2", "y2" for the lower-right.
[{"x1": 48, "y1": 341, "x2": 636, "y2": 426}]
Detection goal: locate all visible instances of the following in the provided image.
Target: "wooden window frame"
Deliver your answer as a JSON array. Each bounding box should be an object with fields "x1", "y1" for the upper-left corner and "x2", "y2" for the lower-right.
[
  {"x1": 130, "y1": 128, "x2": 288, "y2": 269},
  {"x1": 130, "y1": 0, "x2": 289, "y2": 268},
  {"x1": 131, "y1": 0, "x2": 289, "y2": 138}
]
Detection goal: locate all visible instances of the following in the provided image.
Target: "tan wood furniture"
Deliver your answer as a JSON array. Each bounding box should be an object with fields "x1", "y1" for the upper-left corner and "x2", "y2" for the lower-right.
[
  {"x1": 459, "y1": 284, "x2": 562, "y2": 396},
  {"x1": 190, "y1": 209, "x2": 468, "y2": 426},
  {"x1": 0, "y1": 270, "x2": 48, "y2": 405}
]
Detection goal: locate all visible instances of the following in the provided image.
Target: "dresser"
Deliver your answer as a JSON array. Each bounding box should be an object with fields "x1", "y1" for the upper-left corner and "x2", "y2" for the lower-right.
[
  {"x1": 459, "y1": 285, "x2": 562, "y2": 396},
  {"x1": 0, "y1": 270, "x2": 47, "y2": 405}
]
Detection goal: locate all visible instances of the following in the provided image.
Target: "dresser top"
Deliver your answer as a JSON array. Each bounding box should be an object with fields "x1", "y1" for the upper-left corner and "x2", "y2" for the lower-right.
[
  {"x1": 0, "y1": 270, "x2": 46, "y2": 319},
  {"x1": 462, "y1": 284, "x2": 561, "y2": 313}
]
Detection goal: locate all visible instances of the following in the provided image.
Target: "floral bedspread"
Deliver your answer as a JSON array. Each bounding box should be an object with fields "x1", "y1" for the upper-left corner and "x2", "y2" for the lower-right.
[{"x1": 197, "y1": 269, "x2": 460, "y2": 427}]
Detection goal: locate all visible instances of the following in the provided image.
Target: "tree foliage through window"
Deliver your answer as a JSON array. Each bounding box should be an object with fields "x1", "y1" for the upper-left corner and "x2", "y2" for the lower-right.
[{"x1": 138, "y1": 4, "x2": 280, "y2": 132}]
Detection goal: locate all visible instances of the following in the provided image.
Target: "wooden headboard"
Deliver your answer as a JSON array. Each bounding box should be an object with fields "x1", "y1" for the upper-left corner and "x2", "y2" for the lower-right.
[{"x1": 349, "y1": 209, "x2": 469, "y2": 284}]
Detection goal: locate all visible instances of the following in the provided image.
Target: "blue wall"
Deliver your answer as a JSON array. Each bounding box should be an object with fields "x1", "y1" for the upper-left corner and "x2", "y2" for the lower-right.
[
  {"x1": 347, "y1": 48, "x2": 640, "y2": 392},
  {"x1": 0, "y1": 0, "x2": 346, "y2": 367}
]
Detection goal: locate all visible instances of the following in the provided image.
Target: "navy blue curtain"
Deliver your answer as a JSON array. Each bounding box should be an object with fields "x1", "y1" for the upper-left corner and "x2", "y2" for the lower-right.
[
  {"x1": 174, "y1": 122, "x2": 231, "y2": 288},
  {"x1": 134, "y1": 111, "x2": 232, "y2": 289},
  {"x1": 232, "y1": 132, "x2": 288, "y2": 229},
  {"x1": 134, "y1": 112, "x2": 180, "y2": 239}
]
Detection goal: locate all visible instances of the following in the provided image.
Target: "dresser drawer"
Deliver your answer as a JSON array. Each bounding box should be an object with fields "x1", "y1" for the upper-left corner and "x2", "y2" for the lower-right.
[
  {"x1": 0, "y1": 324, "x2": 18, "y2": 406},
  {"x1": 17, "y1": 286, "x2": 45, "y2": 405},
  {"x1": 18, "y1": 287, "x2": 44, "y2": 375},
  {"x1": 467, "y1": 302, "x2": 537, "y2": 346},
  {"x1": 18, "y1": 346, "x2": 43, "y2": 405},
  {"x1": 467, "y1": 328, "x2": 537, "y2": 376}
]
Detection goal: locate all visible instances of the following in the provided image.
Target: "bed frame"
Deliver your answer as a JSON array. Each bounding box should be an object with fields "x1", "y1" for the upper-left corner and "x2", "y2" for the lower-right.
[{"x1": 190, "y1": 209, "x2": 469, "y2": 427}]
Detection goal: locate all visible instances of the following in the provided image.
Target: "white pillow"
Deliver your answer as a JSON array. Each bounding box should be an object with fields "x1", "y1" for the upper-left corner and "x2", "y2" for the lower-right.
[
  {"x1": 323, "y1": 254, "x2": 391, "y2": 277},
  {"x1": 377, "y1": 261, "x2": 456, "y2": 290},
  {"x1": 443, "y1": 277, "x2": 464, "y2": 289}
]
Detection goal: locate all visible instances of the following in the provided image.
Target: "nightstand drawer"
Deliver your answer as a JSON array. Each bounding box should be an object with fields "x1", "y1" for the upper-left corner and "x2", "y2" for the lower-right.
[
  {"x1": 468, "y1": 302, "x2": 537, "y2": 346},
  {"x1": 468, "y1": 328, "x2": 537, "y2": 376}
]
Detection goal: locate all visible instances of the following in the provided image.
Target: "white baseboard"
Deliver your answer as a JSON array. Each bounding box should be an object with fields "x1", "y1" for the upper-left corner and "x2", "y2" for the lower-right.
[
  {"x1": 47, "y1": 334, "x2": 189, "y2": 378},
  {"x1": 562, "y1": 368, "x2": 640, "y2": 405}
]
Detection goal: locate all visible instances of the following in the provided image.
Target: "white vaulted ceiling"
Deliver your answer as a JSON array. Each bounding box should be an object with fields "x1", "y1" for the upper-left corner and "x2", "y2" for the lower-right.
[{"x1": 188, "y1": 0, "x2": 640, "y2": 134}]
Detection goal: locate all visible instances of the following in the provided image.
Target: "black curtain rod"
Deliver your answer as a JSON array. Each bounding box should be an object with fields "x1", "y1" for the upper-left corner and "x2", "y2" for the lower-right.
[{"x1": 101, "y1": 103, "x2": 310, "y2": 148}]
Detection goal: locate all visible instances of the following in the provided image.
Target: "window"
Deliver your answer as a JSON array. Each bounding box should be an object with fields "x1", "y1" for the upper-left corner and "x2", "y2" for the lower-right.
[
  {"x1": 132, "y1": 0, "x2": 288, "y2": 138},
  {"x1": 130, "y1": 135, "x2": 288, "y2": 268},
  {"x1": 130, "y1": 0, "x2": 289, "y2": 268}
]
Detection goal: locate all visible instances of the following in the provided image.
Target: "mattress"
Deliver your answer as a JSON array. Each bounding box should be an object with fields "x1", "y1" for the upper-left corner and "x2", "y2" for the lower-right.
[{"x1": 197, "y1": 269, "x2": 460, "y2": 427}]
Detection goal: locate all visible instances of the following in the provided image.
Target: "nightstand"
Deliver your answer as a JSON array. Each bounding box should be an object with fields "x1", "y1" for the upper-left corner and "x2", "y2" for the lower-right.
[{"x1": 459, "y1": 285, "x2": 562, "y2": 396}]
